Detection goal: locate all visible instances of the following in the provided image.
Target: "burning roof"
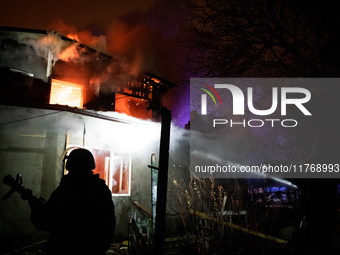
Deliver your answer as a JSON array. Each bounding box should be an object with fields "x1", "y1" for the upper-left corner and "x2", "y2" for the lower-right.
[{"x1": 0, "y1": 26, "x2": 175, "y2": 121}]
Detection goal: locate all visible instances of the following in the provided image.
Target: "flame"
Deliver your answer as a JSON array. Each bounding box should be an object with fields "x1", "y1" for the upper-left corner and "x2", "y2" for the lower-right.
[
  {"x1": 50, "y1": 79, "x2": 83, "y2": 107},
  {"x1": 51, "y1": 20, "x2": 108, "y2": 55},
  {"x1": 58, "y1": 44, "x2": 79, "y2": 61},
  {"x1": 115, "y1": 94, "x2": 152, "y2": 119}
]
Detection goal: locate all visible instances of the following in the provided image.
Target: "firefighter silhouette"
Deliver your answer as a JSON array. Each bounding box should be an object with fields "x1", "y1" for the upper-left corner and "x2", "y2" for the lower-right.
[{"x1": 26, "y1": 148, "x2": 116, "y2": 255}]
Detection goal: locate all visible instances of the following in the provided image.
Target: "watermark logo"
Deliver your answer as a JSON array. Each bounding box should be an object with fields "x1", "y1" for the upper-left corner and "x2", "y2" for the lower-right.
[
  {"x1": 197, "y1": 83, "x2": 312, "y2": 128},
  {"x1": 200, "y1": 84, "x2": 311, "y2": 116},
  {"x1": 190, "y1": 78, "x2": 338, "y2": 179},
  {"x1": 197, "y1": 84, "x2": 223, "y2": 115}
]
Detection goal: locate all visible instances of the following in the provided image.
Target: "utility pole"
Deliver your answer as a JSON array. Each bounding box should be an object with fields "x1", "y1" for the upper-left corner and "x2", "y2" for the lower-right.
[{"x1": 153, "y1": 107, "x2": 171, "y2": 255}]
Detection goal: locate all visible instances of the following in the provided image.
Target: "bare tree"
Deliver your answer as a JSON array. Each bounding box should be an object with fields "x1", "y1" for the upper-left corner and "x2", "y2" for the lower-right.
[
  {"x1": 184, "y1": 0, "x2": 340, "y2": 164},
  {"x1": 183, "y1": 1, "x2": 340, "y2": 252},
  {"x1": 184, "y1": 0, "x2": 340, "y2": 78}
]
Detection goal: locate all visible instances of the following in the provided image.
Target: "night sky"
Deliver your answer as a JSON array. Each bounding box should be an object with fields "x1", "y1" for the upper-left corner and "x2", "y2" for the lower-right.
[{"x1": 0, "y1": 0, "x2": 191, "y2": 127}]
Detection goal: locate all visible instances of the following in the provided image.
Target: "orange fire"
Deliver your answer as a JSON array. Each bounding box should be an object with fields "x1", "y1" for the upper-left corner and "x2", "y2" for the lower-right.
[
  {"x1": 49, "y1": 79, "x2": 83, "y2": 108},
  {"x1": 115, "y1": 94, "x2": 153, "y2": 119},
  {"x1": 58, "y1": 44, "x2": 80, "y2": 62}
]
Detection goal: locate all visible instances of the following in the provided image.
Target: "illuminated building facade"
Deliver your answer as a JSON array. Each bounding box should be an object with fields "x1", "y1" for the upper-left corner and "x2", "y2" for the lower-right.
[{"x1": 0, "y1": 26, "x2": 186, "y2": 251}]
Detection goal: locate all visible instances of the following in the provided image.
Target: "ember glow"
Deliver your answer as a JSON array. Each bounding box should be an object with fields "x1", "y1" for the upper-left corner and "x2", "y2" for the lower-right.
[{"x1": 49, "y1": 79, "x2": 83, "y2": 107}]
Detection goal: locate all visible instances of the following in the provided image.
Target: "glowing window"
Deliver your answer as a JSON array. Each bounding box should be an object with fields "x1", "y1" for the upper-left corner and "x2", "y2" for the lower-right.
[
  {"x1": 65, "y1": 146, "x2": 131, "y2": 196},
  {"x1": 50, "y1": 79, "x2": 83, "y2": 108},
  {"x1": 108, "y1": 154, "x2": 131, "y2": 196}
]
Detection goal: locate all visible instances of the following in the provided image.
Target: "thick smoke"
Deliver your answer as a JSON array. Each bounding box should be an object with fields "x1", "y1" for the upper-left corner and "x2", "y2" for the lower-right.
[
  {"x1": 47, "y1": 0, "x2": 189, "y2": 84},
  {"x1": 47, "y1": 11, "x2": 190, "y2": 121}
]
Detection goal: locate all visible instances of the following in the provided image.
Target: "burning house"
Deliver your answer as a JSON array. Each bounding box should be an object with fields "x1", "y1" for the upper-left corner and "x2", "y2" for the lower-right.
[
  {"x1": 0, "y1": 26, "x2": 189, "y2": 252},
  {"x1": 0, "y1": 26, "x2": 307, "y2": 254}
]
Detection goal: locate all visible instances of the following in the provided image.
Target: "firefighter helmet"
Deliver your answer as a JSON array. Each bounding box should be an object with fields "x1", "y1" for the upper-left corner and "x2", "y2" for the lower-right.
[{"x1": 65, "y1": 148, "x2": 96, "y2": 172}]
